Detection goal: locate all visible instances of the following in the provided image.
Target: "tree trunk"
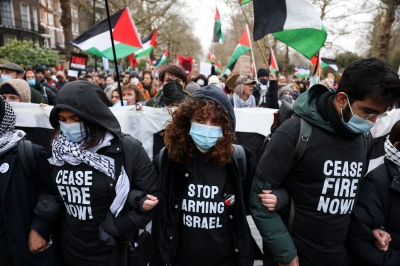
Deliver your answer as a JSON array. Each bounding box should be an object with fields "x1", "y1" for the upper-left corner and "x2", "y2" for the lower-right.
[
  {"x1": 375, "y1": 0, "x2": 396, "y2": 60},
  {"x1": 282, "y1": 45, "x2": 289, "y2": 76},
  {"x1": 60, "y1": 0, "x2": 73, "y2": 62}
]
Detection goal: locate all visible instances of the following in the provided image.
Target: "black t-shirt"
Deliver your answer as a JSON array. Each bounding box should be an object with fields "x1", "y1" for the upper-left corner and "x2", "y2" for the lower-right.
[
  {"x1": 173, "y1": 149, "x2": 237, "y2": 266},
  {"x1": 0, "y1": 157, "x2": 13, "y2": 266},
  {"x1": 257, "y1": 117, "x2": 366, "y2": 266},
  {"x1": 52, "y1": 163, "x2": 114, "y2": 266}
]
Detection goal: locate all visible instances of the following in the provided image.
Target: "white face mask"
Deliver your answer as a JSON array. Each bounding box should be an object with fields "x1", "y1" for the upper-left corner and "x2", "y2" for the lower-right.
[
  {"x1": 197, "y1": 79, "x2": 205, "y2": 86},
  {"x1": 130, "y1": 78, "x2": 139, "y2": 85}
]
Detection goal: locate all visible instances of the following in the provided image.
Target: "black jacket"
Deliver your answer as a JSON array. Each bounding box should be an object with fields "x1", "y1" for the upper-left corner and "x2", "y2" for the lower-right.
[
  {"x1": 40, "y1": 80, "x2": 58, "y2": 96},
  {"x1": 155, "y1": 146, "x2": 256, "y2": 266},
  {"x1": 23, "y1": 72, "x2": 56, "y2": 105},
  {"x1": 40, "y1": 81, "x2": 158, "y2": 266},
  {"x1": 252, "y1": 80, "x2": 279, "y2": 108},
  {"x1": 1, "y1": 143, "x2": 62, "y2": 266},
  {"x1": 347, "y1": 158, "x2": 400, "y2": 266}
]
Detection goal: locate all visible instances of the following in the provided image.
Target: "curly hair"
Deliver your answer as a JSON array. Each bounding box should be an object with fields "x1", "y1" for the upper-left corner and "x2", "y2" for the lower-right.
[
  {"x1": 164, "y1": 97, "x2": 235, "y2": 166},
  {"x1": 122, "y1": 84, "x2": 146, "y2": 102}
]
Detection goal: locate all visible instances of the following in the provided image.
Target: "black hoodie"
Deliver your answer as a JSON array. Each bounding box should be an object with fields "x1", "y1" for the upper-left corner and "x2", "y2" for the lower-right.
[{"x1": 48, "y1": 81, "x2": 158, "y2": 266}]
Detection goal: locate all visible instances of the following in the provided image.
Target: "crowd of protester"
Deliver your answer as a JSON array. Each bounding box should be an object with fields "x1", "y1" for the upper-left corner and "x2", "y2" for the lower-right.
[{"x1": 0, "y1": 57, "x2": 399, "y2": 266}]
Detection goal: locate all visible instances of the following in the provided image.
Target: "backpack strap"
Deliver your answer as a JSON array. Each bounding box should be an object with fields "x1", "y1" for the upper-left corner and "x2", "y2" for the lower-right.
[
  {"x1": 232, "y1": 144, "x2": 246, "y2": 179},
  {"x1": 288, "y1": 118, "x2": 313, "y2": 232},
  {"x1": 17, "y1": 140, "x2": 40, "y2": 190},
  {"x1": 364, "y1": 131, "x2": 372, "y2": 156},
  {"x1": 291, "y1": 118, "x2": 312, "y2": 170}
]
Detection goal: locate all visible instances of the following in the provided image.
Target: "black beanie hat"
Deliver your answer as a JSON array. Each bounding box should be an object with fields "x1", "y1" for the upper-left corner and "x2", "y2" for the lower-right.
[
  {"x1": 257, "y1": 68, "x2": 270, "y2": 78},
  {"x1": 0, "y1": 84, "x2": 18, "y2": 96},
  {"x1": 35, "y1": 67, "x2": 45, "y2": 74}
]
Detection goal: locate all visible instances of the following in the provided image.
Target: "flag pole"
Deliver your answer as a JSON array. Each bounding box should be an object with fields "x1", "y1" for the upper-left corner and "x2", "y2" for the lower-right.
[
  {"x1": 246, "y1": 25, "x2": 258, "y2": 81},
  {"x1": 240, "y1": 4, "x2": 270, "y2": 72},
  {"x1": 104, "y1": 0, "x2": 124, "y2": 106}
]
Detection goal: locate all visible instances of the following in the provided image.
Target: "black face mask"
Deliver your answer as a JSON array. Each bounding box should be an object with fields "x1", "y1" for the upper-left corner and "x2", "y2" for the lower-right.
[
  {"x1": 162, "y1": 80, "x2": 185, "y2": 106},
  {"x1": 260, "y1": 78, "x2": 268, "y2": 85}
]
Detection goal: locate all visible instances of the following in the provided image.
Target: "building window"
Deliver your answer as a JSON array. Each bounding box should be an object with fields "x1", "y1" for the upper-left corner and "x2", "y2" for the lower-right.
[
  {"x1": 0, "y1": 0, "x2": 15, "y2": 27},
  {"x1": 60, "y1": 33, "x2": 64, "y2": 47},
  {"x1": 40, "y1": 0, "x2": 45, "y2": 6},
  {"x1": 47, "y1": 0, "x2": 52, "y2": 9},
  {"x1": 48, "y1": 13, "x2": 54, "y2": 25},
  {"x1": 73, "y1": 9, "x2": 78, "y2": 18},
  {"x1": 20, "y1": 3, "x2": 31, "y2": 29},
  {"x1": 58, "y1": 2, "x2": 61, "y2": 12},
  {"x1": 72, "y1": 21, "x2": 79, "y2": 33},
  {"x1": 50, "y1": 30, "x2": 55, "y2": 47},
  {"x1": 4, "y1": 35, "x2": 16, "y2": 45},
  {"x1": 32, "y1": 7, "x2": 38, "y2": 31},
  {"x1": 44, "y1": 39, "x2": 49, "y2": 47}
]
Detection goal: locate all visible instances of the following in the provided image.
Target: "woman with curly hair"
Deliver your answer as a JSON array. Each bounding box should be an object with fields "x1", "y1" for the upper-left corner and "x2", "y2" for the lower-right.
[{"x1": 155, "y1": 84, "x2": 257, "y2": 266}]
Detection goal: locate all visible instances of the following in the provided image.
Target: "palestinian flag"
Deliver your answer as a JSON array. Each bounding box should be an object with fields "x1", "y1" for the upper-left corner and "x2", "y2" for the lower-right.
[
  {"x1": 239, "y1": 0, "x2": 252, "y2": 5},
  {"x1": 253, "y1": 0, "x2": 327, "y2": 59},
  {"x1": 71, "y1": 8, "x2": 142, "y2": 60},
  {"x1": 269, "y1": 48, "x2": 279, "y2": 72},
  {"x1": 222, "y1": 26, "x2": 252, "y2": 74},
  {"x1": 213, "y1": 7, "x2": 224, "y2": 43},
  {"x1": 294, "y1": 67, "x2": 310, "y2": 78},
  {"x1": 207, "y1": 51, "x2": 214, "y2": 62},
  {"x1": 310, "y1": 52, "x2": 320, "y2": 87},
  {"x1": 134, "y1": 29, "x2": 157, "y2": 58},
  {"x1": 154, "y1": 50, "x2": 168, "y2": 68},
  {"x1": 321, "y1": 58, "x2": 338, "y2": 71},
  {"x1": 216, "y1": 60, "x2": 221, "y2": 73}
]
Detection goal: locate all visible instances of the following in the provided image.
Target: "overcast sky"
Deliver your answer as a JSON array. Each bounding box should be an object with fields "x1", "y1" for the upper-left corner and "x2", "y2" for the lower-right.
[{"x1": 187, "y1": 0, "x2": 372, "y2": 62}]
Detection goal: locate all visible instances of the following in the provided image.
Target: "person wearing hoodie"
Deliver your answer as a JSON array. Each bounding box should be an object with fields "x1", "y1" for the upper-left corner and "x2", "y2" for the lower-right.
[
  {"x1": 0, "y1": 97, "x2": 63, "y2": 266},
  {"x1": 347, "y1": 119, "x2": 400, "y2": 266},
  {"x1": 193, "y1": 74, "x2": 208, "y2": 87},
  {"x1": 156, "y1": 84, "x2": 257, "y2": 266},
  {"x1": 24, "y1": 70, "x2": 56, "y2": 105},
  {"x1": 35, "y1": 67, "x2": 58, "y2": 95},
  {"x1": 144, "y1": 65, "x2": 190, "y2": 108},
  {"x1": 250, "y1": 58, "x2": 400, "y2": 266},
  {"x1": 0, "y1": 79, "x2": 31, "y2": 102},
  {"x1": 129, "y1": 71, "x2": 150, "y2": 100},
  {"x1": 252, "y1": 68, "x2": 279, "y2": 108},
  {"x1": 37, "y1": 80, "x2": 159, "y2": 266}
]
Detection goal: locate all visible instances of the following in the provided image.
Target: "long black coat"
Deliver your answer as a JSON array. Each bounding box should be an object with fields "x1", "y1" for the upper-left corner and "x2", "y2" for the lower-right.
[
  {"x1": 1, "y1": 143, "x2": 62, "y2": 266},
  {"x1": 347, "y1": 158, "x2": 400, "y2": 266}
]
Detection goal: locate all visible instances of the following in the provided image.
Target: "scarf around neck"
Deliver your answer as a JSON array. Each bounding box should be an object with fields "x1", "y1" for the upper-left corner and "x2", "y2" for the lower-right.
[
  {"x1": 385, "y1": 136, "x2": 400, "y2": 170},
  {"x1": 49, "y1": 132, "x2": 129, "y2": 217}
]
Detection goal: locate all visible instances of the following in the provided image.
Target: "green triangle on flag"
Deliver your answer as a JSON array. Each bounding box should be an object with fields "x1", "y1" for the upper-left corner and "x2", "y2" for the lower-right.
[{"x1": 239, "y1": 0, "x2": 252, "y2": 5}]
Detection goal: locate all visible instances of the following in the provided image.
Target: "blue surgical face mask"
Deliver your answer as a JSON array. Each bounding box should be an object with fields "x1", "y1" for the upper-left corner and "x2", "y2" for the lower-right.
[
  {"x1": 59, "y1": 120, "x2": 86, "y2": 143},
  {"x1": 341, "y1": 97, "x2": 375, "y2": 133},
  {"x1": 27, "y1": 80, "x2": 36, "y2": 86},
  {"x1": 189, "y1": 122, "x2": 223, "y2": 150},
  {"x1": 0, "y1": 75, "x2": 13, "y2": 83}
]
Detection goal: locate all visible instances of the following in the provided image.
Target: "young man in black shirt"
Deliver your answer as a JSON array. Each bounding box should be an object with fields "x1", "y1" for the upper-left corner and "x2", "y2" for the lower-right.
[{"x1": 250, "y1": 58, "x2": 400, "y2": 266}]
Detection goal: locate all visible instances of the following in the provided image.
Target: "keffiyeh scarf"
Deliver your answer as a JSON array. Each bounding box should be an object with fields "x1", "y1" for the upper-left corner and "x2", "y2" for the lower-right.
[
  {"x1": 49, "y1": 132, "x2": 129, "y2": 217},
  {"x1": 385, "y1": 136, "x2": 400, "y2": 169},
  {"x1": 233, "y1": 93, "x2": 255, "y2": 108},
  {"x1": 0, "y1": 100, "x2": 26, "y2": 155}
]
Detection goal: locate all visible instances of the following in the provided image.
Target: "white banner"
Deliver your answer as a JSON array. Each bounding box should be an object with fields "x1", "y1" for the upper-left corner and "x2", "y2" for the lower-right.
[{"x1": 11, "y1": 102, "x2": 396, "y2": 160}]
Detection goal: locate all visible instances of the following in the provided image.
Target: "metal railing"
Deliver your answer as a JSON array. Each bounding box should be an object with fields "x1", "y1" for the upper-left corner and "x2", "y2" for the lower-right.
[{"x1": 0, "y1": 17, "x2": 44, "y2": 33}]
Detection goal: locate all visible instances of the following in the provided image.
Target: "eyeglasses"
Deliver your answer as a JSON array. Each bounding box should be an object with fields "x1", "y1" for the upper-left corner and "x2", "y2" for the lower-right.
[{"x1": 349, "y1": 97, "x2": 387, "y2": 119}]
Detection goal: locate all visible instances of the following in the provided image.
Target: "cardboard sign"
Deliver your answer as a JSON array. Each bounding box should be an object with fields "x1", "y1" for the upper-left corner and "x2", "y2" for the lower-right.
[
  {"x1": 70, "y1": 52, "x2": 88, "y2": 71},
  {"x1": 227, "y1": 55, "x2": 251, "y2": 75}
]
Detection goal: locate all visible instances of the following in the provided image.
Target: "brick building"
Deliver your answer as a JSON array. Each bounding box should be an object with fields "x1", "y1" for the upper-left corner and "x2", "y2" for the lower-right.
[{"x1": 0, "y1": 0, "x2": 44, "y2": 46}]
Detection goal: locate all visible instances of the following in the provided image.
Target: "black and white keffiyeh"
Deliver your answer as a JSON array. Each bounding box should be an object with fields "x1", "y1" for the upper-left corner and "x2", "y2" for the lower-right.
[
  {"x1": 0, "y1": 100, "x2": 26, "y2": 155},
  {"x1": 385, "y1": 136, "x2": 400, "y2": 169},
  {"x1": 49, "y1": 132, "x2": 130, "y2": 217}
]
